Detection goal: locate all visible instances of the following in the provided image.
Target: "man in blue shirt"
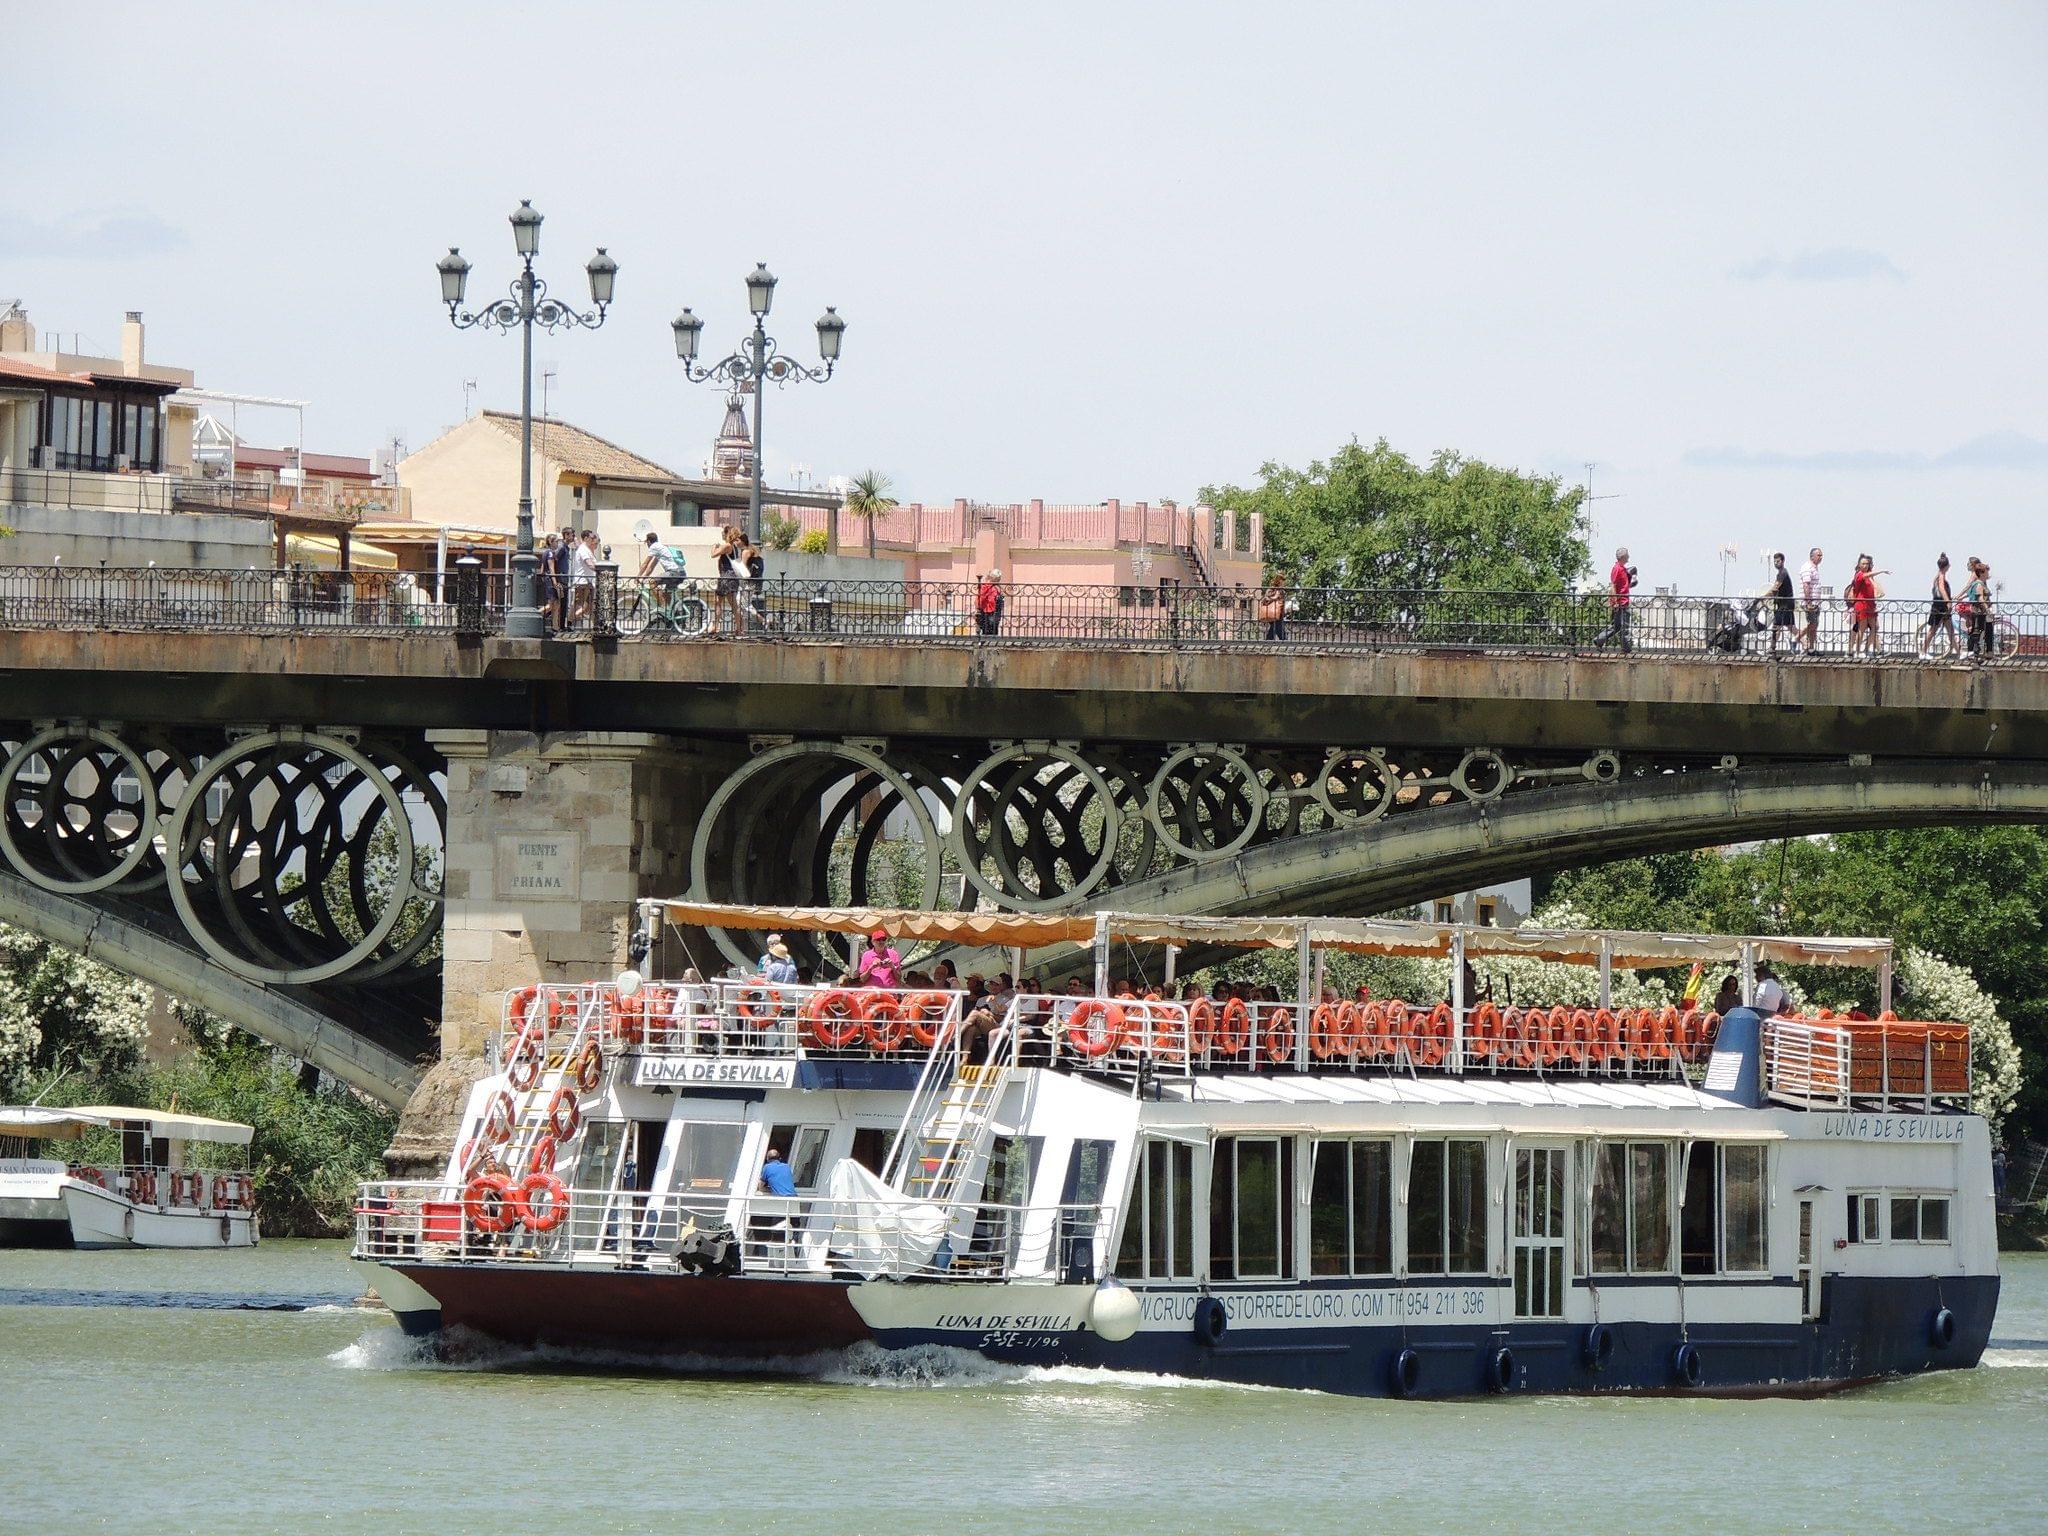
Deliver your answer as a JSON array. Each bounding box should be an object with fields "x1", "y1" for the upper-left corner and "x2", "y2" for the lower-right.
[
  {"x1": 759, "y1": 934, "x2": 798, "y2": 985},
  {"x1": 759, "y1": 1147, "x2": 798, "y2": 1197}
]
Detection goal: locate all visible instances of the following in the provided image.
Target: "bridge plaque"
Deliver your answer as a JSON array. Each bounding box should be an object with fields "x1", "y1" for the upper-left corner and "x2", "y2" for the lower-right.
[{"x1": 495, "y1": 834, "x2": 580, "y2": 899}]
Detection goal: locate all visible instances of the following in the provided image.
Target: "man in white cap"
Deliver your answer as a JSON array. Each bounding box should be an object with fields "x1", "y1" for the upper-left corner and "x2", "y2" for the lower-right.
[{"x1": 759, "y1": 933, "x2": 798, "y2": 985}]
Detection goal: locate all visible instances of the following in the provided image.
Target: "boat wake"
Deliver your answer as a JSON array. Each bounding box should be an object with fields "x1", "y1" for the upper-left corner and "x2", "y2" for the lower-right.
[{"x1": 327, "y1": 1327, "x2": 1287, "y2": 1392}]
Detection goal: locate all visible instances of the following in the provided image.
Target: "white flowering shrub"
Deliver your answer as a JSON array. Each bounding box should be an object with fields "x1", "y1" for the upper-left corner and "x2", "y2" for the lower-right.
[
  {"x1": 1893, "y1": 947, "x2": 2022, "y2": 1132},
  {"x1": 0, "y1": 922, "x2": 154, "y2": 1094}
]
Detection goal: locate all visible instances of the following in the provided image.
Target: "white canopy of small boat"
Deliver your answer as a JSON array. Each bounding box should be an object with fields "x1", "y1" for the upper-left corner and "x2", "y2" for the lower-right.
[{"x1": 0, "y1": 1104, "x2": 254, "y2": 1146}]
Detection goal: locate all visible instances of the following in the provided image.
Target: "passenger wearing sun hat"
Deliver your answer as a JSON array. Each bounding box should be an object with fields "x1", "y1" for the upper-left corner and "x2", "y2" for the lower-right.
[
  {"x1": 856, "y1": 928, "x2": 903, "y2": 989},
  {"x1": 759, "y1": 932, "x2": 798, "y2": 985}
]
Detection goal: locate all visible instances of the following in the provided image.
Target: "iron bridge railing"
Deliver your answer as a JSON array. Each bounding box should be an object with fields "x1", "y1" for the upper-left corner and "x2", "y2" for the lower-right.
[{"x1": 0, "y1": 564, "x2": 2041, "y2": 663}]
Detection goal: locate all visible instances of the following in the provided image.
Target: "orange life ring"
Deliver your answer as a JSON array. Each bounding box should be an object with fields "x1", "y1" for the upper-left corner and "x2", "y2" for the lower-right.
[
  {"x1": 1543, "y1": 1005, "x2": 1572, "y2": 1067},
  {"x1": 482, "y1": 1089, "x2": 517, "y2": 1146},
  {"x1": 1186, "y1": 997, "x2": 1217, "y2": 1053},
  {"x1": 862, "y1": 991, "x2": 909, "y2": 1051},
  {"x1": 1216, "y1": 997, "x2": 1252, "y2": 1055},
  {"x1": 170, "y1": 1169, "x2": 204, "y2": 1206},
  {"x1": 1334, "y1": 1001, "x2": 1362, "y2": 1057},
  {"x1": 1260, "y1": 1004, "x2": 1296, "y2": 1064},
  {"x1": 903, "y1": 991, "x2": 954, "y2": 1048},
  {"x1": 1565, "y1": 1007, "x2": 1594, "y2": 1064},
  {"x1": 129, "y1": 1169, "x2": 157, "y2": 1205},
  {"x1": 573, "y1": 1039, "x2": 603, "y2": 1092},
  {"x1": 506, "y1": 984, "x2": 564, "y2": 1037},
  {"x1": 803, "y1": 989, "x2": 865, "y2": 1049},
  {"x1": 1470, "y1": 1001, "x2": 1503, "y2": 1063},
  {"x1": 735, "y1": 985, "x2": 783, "y2": 1026},
  {"x1": 1310, "y1": 1003, "x2": 1345, "y2": 1061},
  {"x1": 506, "y1": 1022, "x2": 546, "y2": 1091},
  {"x1": 1066, "y1": 999, "x2": 1128, "y2": 1058},
  {"x1": 1137, "y1": 1001, "x2": 1189, "y2": 1061},
  {"x1": 464, "y1": 1172, "x2": 517, "y2": 1234},
  {"x1": 545, "y1": 1084, "x2": 580, "y2": 1142},
  {"x1": 1379, "y1": 1000, "x2": 1408, "y2": 1061},
  {"x1": 1652, "y1": 1006, "x2": 1681, "y2": 1060},
  {"x1": 1500, "y1": 1006, "x2": 1535, "y2": 1069},
  {"x1": 1695, "y1": 1011, "x2": 1721, "y2": 1059},
  {"x1": 515, "y1": 1172, "x2": 568, "y2": 1234},
  {"x1": 528, "y1": 1132, "x2": 558, "y2": 1176}
]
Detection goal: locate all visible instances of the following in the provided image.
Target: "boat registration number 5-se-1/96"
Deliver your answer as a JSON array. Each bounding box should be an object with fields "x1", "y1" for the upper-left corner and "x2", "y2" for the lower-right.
[{"x1": 1136, "y1": 1288, "x2": 1493, "y2": 1326}]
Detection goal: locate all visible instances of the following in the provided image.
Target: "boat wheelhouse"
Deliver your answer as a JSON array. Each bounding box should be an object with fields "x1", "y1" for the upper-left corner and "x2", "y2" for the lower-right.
[
  {"x1": 0, "y1": 1104, "x2": 258, "y2": 1249},
  {"x1": 353, "y1": 901, "x2": 1995, "y2": 1397}
]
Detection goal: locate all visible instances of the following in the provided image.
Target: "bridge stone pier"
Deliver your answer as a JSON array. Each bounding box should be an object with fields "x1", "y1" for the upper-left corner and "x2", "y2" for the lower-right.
[{"x1": 431, "y1": 730, "x2": 737, "y2": 1055}]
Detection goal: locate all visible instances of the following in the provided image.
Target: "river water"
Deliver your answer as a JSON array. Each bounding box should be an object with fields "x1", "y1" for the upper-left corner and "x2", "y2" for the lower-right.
[{"x1": 4, "y1": 1241, "x2": 2045, "y2": 1535}]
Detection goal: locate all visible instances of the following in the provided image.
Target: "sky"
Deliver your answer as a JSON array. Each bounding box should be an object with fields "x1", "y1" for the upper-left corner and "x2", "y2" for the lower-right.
[{"x1": 7, "y1": 1, "x2": 2045, "y2": 595}]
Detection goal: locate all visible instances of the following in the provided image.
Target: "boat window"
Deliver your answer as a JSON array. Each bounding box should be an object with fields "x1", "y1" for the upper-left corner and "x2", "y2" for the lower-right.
[
  {"x1": 1720, "y1": 1144, "x2": 1768, "y2": 1272},
  {"x1": 766, "y1": 1125, "x2": 831, "y2": 1189},
  {"x1": 1063, "y1": 1139, "x2": 1118, "y2": 1205},
  {"x1": 849, "y1": 1126, "x2": 892, "y2": 1176},
  {"x1": 574, "y1": 1121, "x2": 627, "y2": 1190},
  {"x1": 1630, "y1": 1144, "x2": 1672, "y2": 1272},
  {"x1": 987, "y1": 1135, "x2": 1044, "y2": 1206},
  {"x1": 1890, "y1": 1196, "x2": 1921, "y2": 1243},
  {"x1": 1310, "y1": 1139, "x2": 1394, "y2": 1277},
  {"x1": 1919, "y1": 1196, "x2": 1950, "y2": 1243},
  {"x1": 671, "y1": 1122, "x2": 744, "y2": 1199},
  {"x1": 1680, "y1": 1142, "x2": 1718, "y2": 1274},
  {"x1": 1210, "y1": 1136, "x2": 1291, "y2": 1281},
  {"x1": 1119, "y1": 1138, "x2": 1197, "y2": 1280},
  {"x1": 1847, "y1": 1190, "x2": 1883, "y2": 1244},
  {"x1": 1407, "y1": 1137, "x2": 1487, "y2": 1276},
  {"x1": 1590, "y1": 1141, "x2": 1673, "y2": 1274}
]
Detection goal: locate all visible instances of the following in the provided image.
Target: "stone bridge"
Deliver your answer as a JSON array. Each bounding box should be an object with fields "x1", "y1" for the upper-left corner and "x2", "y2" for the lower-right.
[{"x1": 7, "y1": 624, "x2": 2047, "y2": 1095}]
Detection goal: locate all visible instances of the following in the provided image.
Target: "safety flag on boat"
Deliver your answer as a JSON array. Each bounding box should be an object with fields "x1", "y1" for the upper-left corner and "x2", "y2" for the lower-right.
[{"x1": 1681, "y1": 961, "x2": 1704, "y2": 1009}]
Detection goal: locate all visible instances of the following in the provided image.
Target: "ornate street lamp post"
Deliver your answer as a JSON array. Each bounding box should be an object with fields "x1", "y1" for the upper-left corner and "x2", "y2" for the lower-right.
[
  {"x1": 437, "y1": 201, "x2": 616, "y2": 639},
  {"x1": 671, "y1": 264, "x2": 843, "y2": 543}
]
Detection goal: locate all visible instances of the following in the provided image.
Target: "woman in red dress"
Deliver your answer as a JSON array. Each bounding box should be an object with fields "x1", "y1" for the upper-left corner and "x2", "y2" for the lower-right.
[{"x1": 1846, "y1": 553, "x2": 1881, "y2": 657}]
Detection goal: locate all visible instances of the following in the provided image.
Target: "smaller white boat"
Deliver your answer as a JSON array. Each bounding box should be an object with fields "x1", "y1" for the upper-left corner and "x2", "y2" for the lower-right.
[{"x1": 0, "y1": 1104, "x2": 259, "y2": 1249}]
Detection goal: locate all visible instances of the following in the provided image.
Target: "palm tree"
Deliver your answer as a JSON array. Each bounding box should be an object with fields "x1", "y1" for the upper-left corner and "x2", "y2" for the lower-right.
[{"x1": 844, "y1": 470, "x2": 898, "y2": 559}]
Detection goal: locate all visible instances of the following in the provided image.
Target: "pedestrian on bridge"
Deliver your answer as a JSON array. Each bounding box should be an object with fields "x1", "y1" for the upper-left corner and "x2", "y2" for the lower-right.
[
  {"x1": 1846, "y1": 555, "x2": 1882, "y2": 657},
  {"x1": 1768, "y1": 552, "x2": 1797, "y2": 654},
  {"x1": 1798, "y1": 548, "x2": 1824, "y2": 652},
  {"x1": 1920, "y1": 553, "x2": 1957, "y2": 659},
  {"x1": 976, "y1": 568, "x2": 1005, "y2": 636},
  {"x1": 1592, "y1": 547, "x2": 1633, "y2": 654}
]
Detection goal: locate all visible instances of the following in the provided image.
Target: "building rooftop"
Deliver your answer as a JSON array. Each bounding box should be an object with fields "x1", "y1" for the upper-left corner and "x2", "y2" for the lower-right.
[{"x1": 479, "y1": 409, "x2": 685, "y2": 486}]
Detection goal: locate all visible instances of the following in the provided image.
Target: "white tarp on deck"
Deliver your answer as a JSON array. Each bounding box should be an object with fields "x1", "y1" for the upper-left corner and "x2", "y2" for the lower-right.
[{"x1": 815, "y1": 1158, "x2": 948, "y2": 1277}]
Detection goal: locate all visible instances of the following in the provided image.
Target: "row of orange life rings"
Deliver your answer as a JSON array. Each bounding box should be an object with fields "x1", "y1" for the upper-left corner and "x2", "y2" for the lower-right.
[{"x1": 801, "y1": 989, "x2": 955, "y2": 1051}]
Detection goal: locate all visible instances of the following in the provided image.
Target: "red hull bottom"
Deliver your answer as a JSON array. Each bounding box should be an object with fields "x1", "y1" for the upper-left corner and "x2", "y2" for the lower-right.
[{"x1": 390, "y1": 1263, "x2": 871, "y2": 1354}]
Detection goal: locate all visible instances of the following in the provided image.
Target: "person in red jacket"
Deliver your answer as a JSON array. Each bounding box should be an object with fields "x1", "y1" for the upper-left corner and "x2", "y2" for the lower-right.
[
  {"x1": 1592, "y1": 546, "x2": 1634, "y2": 654},
  {"x1": 1846, "y1": 553, "x2": 1882, "y2": 657},
  {"x1": 975, "y1": 568, "x2": 1004, "y2": 636}
]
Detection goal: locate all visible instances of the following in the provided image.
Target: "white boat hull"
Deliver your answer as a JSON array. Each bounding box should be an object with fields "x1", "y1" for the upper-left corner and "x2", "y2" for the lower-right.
[{"x1": 59, "y1": 1183, "x2": 258, "y2": 1248}]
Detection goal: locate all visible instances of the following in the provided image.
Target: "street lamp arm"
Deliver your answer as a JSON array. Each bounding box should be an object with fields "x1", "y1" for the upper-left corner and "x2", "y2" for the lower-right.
[
  {"x1": 446, "y1": 272, "x2": 608, "y2": 334},
  {"x1": 677, "y1": 339, "x2": 833, "y2": 387}
]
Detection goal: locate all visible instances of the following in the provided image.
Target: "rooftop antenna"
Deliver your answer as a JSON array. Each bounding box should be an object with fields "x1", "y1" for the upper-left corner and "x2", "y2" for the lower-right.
[
  {"x1": 461, "y1": 379, "x2": 477, "y2": 419},
  {"x1": 1718, "y1": 542, "x2": 1740, "y2": 597},
  {"x1": 1583, "y1": 462, "x2": 1622, "y2": 584}
]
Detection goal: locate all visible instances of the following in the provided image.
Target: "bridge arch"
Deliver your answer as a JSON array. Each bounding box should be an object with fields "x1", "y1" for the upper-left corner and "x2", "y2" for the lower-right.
[
  {"x1": 1091, "y1": 758, "x2": 2048, "y2": 938},
  {"x1": 0, "y1": 868, "x2": 425, "y2": 1107}
]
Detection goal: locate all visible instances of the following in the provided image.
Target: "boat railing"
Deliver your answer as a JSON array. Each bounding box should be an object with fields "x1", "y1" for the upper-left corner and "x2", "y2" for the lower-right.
[
  {"x1": 1765, "y1": 1016, "x2": 1971, "y2": 1112},
  {"x1": 1004, "y1": 994, "x2": 1711, "y2": 1083},
  {"x1": 352, "y1": 1179, "x2": 1112, "y2": 1285},
  {"x1": 493, "y1": 981, "x2": 965, "y2": 1068},
  {"x1": 60, "y1": 1163, "x2": 255, "y2": 1210}
]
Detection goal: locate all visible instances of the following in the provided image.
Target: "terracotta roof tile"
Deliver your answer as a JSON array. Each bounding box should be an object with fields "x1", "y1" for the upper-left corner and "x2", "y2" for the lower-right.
[{"x1": 479, "y1": 410, "x2": 685, "y2": 484}]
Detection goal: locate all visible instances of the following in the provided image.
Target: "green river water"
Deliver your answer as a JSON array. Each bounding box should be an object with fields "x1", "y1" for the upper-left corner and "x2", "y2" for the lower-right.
[{"x1": 2, "y1": 1240, "x2": 2044, "y2": 1535}]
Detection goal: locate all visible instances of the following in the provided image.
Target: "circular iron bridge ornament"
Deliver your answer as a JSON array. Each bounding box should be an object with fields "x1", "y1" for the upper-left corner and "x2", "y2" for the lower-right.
[
  {"x1": 162, "y1": 730, "x2": 420, "y2": 987},
  {"x1": 1145, "y1": 745, "x2": 1267, "y2": 863},
  {"x1": 0, "y1": 726, "x2": 161, "y2": 895},
  {"x1": 948, "y1": 743, "x2": 1122, "y2": 912}
]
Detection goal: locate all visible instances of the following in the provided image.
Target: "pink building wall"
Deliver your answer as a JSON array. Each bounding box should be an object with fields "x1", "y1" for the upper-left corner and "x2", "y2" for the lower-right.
[{"x1": 786, "y1": 499, "x2": 1266, "y2": 588}]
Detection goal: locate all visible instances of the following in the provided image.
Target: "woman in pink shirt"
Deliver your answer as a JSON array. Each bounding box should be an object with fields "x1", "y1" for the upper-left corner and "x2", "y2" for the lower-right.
[{"x1": 856, "y1": 930, "x2": 903, "y2": 989}]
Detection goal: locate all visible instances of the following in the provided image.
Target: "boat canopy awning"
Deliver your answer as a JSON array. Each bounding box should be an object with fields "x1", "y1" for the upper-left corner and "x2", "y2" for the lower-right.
[
  {"x1": 60, "y1": 1105, "x2": 254, "y2": 1146},
  {"x1": 649, "y1": 901, "x2": 1894, "y2": 971},
  {"x1": 0, "y1": 1107, "x2": 103, "y2": 1141}
]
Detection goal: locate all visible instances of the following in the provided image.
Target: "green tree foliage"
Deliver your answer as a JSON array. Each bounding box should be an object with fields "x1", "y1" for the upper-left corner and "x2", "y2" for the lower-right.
[
  {"x1": 794, "y1": 528, "x2": 830, "y2": 556},
  {"x1": 1541, "y1": 828, "x2": 2048, "y2": 1133},
  {"x1": 760, "y1": 511, "x2": 802, "y2": 552},
  {"x1": 844, "y1": 470, "x2": 898, "y2": 560},
  {"x1": 0, "y1": 924, "x2": 152, "y2": 1092},
  {"x1": 1200, "y1": 438, "x2": 1591, "y2": 593}
]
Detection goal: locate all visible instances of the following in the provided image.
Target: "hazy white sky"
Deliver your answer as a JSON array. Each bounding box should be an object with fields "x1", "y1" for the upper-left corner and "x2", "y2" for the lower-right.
[{"x1": 9, "y1": 2, "x2": 2044, "y2": 593}]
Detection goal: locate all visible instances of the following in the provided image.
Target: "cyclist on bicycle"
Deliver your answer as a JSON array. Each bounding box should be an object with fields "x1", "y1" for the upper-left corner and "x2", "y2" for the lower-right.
[{"x1": 639, "y1": 531, "x2": 689, "y2": 613}]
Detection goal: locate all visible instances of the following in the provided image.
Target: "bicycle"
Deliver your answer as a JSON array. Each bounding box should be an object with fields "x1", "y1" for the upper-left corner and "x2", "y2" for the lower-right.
[{"x1": 616, "y1": 577, "x2": 711, "y2": 639}]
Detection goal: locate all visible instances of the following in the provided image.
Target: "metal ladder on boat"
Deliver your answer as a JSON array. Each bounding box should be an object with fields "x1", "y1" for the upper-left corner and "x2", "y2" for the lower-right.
[{"x1": 882, "y1": 1004, "x2": 1014, "y2": 1206}]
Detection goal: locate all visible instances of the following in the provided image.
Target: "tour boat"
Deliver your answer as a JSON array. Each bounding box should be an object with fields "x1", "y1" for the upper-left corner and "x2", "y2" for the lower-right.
[
  {"x1": 353, "y1": 901, "x2": 1995, "y2": 1398},
  {"x1": 0, "y1": 1104, "x2": 259, "y2": 1249}
]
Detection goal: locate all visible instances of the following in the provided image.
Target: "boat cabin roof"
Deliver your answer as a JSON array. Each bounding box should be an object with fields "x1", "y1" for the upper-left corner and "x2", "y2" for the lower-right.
[
  {"x1": 650, "y1": 899, "x2": 1896, "y2": 971},
  {"x1": 0, "y1": 1105, "x2": 254, "y2": 1146}
]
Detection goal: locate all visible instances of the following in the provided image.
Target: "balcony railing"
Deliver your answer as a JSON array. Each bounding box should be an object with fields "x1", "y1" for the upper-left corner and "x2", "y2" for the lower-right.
[{"x1": 1, "y1": 465, "x2": 177, "y2": 513}]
